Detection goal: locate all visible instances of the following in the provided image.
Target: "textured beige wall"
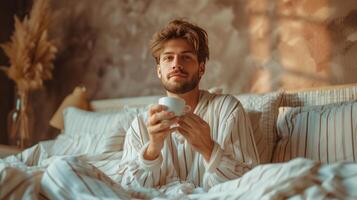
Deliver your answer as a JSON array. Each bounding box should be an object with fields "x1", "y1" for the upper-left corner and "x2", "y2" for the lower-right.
[
  {"x1": 30, "y1": 0, "x2": 357, "y2": 142},
  {"x1": 49, "y1": 0, "x2": 357, "y2": 97}
]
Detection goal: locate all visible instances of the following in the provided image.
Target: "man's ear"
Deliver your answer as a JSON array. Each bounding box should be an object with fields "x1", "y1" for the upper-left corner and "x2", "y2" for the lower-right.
[
  {"x1": 157, "y1": 65, "x2": 162, "y2": 78},
  {"x1": 199, "y1": 63, "x2": 205, "y2": 77}
]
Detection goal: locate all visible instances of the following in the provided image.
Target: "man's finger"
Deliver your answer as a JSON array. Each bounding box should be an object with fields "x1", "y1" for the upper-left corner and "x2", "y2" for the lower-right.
[
  {"x1": 148, "y1": 122, "x2": 171, "y2": 134},
  {"x1": 179, "y1": 115, "x2": 197, "y2": 129},
  {"x1": 149, "y1": 104, "x2": 168, "y2": 116},
  {"x1": 151, "y1": 129, "x2": 173, "y2": 139},
  {"x1": 148, "y1": 111, "x2": 176, "y2": 125},
  {"x1": 177, "y1": 120, "x2": 192, "y2": 135},
  {"x1": 177, "y1": 126, "x2": 189, "y2": 138},
  {"x1": 186, "y1": 113, "x2": 204, "y2": 124},
  {"x1": 148, "y1": 118, "x2": 178, "y2": 133}
]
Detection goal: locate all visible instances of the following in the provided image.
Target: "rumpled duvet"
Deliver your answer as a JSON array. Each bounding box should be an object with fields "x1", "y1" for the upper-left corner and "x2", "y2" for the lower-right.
[{"x1": 1, "y1": 141, "x2": 357, "y2": 200}]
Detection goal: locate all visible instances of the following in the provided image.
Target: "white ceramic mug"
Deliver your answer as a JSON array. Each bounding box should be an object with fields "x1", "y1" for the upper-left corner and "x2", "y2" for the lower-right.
[{"x1": 158, "y1": 97, "x2": 187, "y2": 116}]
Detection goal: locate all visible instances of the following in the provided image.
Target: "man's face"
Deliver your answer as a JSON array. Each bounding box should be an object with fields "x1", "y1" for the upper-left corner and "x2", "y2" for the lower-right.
[{"x1": 157, "y1": 38, "x2": 205, "y2": 94}]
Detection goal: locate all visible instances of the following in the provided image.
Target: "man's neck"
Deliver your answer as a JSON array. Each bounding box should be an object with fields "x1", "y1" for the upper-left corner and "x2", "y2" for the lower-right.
[{"x1": 166, "y1": 87, "x2": 200, "y2": 112}]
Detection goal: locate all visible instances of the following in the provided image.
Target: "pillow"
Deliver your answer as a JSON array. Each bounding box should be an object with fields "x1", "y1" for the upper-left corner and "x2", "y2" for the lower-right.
[
  {"x1": 272, "y1": 101, "x2": 357, "y2": 163},
  {"x1": 235, "y1": 91, "x2": 283, "y2": 163},
  {"x1": 50, "y1": 107, "x2": 145, "y2": 156},
  {"x1": 50, "y1": 86, "x2": 91, "y2": 130},
  {"x1": 281, "y1": 84, "x2": 357, "y2": 107}
]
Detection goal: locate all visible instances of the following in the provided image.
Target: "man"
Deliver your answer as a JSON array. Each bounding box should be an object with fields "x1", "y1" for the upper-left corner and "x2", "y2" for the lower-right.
[{"x1": 118, "y1": 19, "x2": 259, "y2": 190}]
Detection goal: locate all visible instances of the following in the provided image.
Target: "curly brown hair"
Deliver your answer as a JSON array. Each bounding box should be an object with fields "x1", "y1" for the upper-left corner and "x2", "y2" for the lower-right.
[{"x1": 150, "y1": 19, "x2": 209, "y2": 65}]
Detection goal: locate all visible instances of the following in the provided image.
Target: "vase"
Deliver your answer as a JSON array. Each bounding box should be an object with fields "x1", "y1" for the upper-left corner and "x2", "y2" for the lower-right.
[{"x1": 7, "y1": 89, "x2": 33, "y2": 148}]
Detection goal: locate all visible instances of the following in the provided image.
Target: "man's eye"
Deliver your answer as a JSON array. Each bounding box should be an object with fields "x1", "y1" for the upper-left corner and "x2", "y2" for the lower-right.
[
  {"x1": 163, "y1": 56, "x2": 173, "y2": 61},
  {"x1": 182, "y1": 55, "x2": 191, "y2": 60}
]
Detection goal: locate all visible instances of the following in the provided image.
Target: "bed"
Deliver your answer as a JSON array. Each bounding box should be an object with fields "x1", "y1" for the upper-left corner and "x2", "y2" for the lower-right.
[{"x1": 1, "y1": 84, "x2": 357, "y2": 199}]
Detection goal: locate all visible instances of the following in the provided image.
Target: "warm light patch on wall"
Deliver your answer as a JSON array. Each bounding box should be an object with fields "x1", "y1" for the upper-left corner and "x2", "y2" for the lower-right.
[
  {"x1": 247, "y1": 0, "x2": 273, "y2": 93},
  {"x1": 247, "y1": 0, "x2": 332, "y2": 92}
]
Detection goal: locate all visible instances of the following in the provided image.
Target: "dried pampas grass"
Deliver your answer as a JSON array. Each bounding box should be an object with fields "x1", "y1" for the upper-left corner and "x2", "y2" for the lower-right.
[{"x1": 0, "y1": 0, "x2": 57, "y2": 93}]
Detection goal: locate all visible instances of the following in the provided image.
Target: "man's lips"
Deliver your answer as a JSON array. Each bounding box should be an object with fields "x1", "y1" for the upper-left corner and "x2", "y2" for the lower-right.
[{"x1": 168, "y1": 73, "x2": 188, "y2": 79}]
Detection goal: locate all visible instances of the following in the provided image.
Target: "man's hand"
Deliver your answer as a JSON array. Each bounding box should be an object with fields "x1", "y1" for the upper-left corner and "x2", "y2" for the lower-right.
[
  {"x1": 144, "y1": 105, "x2": 178, "y2": 160},
  {"x1": 177, "y1": 113, "x2": 214, "y2": 161}
]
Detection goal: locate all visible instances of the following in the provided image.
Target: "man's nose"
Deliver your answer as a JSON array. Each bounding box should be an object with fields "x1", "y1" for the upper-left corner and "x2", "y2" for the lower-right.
[{"x1": 172, "y1": 56, "x2": 183, "y2": 70}]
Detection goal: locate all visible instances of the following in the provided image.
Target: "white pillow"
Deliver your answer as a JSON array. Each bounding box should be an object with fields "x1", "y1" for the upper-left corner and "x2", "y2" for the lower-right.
[
  {"x1": 51, "y1": 107, "x2": 145, "y2": 156},
  {"x1": 272, "y1": 101, "x2": 357, "y2": 163},
  {"x1": 236, "y1": 91, "x2": 283, "y2": 163}
]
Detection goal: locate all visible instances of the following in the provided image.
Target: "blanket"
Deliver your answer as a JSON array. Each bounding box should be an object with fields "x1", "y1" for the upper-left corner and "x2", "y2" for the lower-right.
[{"x1": 1, "y1": 142, "x2": 357, "y2": 200}]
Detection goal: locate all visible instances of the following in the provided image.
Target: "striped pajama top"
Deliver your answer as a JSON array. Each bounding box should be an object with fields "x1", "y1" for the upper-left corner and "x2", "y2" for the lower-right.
[{"x1": 118, "y1": 90, "x2": 259, "y2": 190}]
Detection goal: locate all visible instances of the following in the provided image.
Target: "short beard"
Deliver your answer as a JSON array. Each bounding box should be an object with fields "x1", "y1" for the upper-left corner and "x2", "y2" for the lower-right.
[{"x1": 161, "y1": 73, "x2": 200, "y2": 94}]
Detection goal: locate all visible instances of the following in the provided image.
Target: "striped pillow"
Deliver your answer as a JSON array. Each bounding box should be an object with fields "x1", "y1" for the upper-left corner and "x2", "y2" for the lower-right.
[
  {"x1": 236, "y1": 91, "x2": 283, "y2": 163},
  {"x1": 272, "y1": 101, "x2": 357, "y2": 163},
  {"x1": 51, "y1": 107, "x2": 143, "y2": 156},
  {"x1": 281, "y1": 84, "x2": 357, "y2": 107}
]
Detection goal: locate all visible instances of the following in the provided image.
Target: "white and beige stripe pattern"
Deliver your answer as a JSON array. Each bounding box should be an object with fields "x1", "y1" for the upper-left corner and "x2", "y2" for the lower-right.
[
  {"x1": 0, "y1": 162, "x2": 43, "y2": 200},
  {"x1": 273, "y1": 101, "x2": 357, "y2": 163},
  {"x1": 192, "y1": 158, "x2": 357, "y2": 199},
  {"x1": 41, "y1": 157, "x2": 131, "y2": 200},
  {"x1": 118, "y1": 90, "x2": 259, "y2": 190},
  {"x1": 3, "y1": 150, "x2": 357, "y2": 199},
  {"x1": 281, "y1": 83, "x2": 357, "y2": 107},
  {"x1": 60, "y1": 107, "x2": 142, "y2": 155},
  {"x1": 235, "y1": 92, "x2": 283, "y2": 164}
]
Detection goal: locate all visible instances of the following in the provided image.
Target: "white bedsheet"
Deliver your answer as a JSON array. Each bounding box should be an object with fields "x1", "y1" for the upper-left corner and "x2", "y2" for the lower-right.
[{"x1": 1, "y1": 142, "x2": 357, "y2": 200}]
